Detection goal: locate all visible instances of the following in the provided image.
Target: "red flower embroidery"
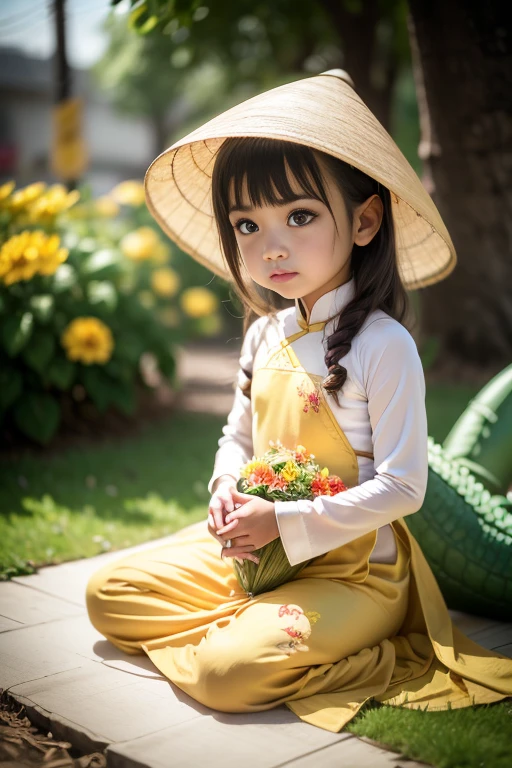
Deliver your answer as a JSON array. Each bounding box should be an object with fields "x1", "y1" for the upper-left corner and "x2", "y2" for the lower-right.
[
  {"x1": 276, "y1": 604, "x2": 321, "y2": 656},
  {"x1": 297, "y1": 380, "x2": 321, "y2": 413}
]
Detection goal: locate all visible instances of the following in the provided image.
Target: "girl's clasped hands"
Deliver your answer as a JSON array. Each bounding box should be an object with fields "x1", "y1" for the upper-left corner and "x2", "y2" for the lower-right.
[{"x1": 208, "y1": 479, "x2": 280, "y2": 564}]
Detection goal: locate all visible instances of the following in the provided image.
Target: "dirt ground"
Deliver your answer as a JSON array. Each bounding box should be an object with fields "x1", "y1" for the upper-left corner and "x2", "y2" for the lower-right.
[{"x1": 0, "y1": 689, "x2": 106, "y2": 768}]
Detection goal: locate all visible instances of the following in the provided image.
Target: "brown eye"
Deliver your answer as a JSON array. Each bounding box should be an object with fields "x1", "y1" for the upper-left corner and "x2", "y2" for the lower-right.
[{"x1": 288, "y1": 209, "x2": 317, "y2": 227}]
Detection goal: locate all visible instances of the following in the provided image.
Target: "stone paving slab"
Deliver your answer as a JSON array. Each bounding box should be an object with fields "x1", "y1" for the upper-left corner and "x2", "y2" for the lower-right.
[
  {"x1": 0, "y1": 580, "x2": 84, "y2": 624},
  {"x1": 468, "y1": 621, "x2": 512, "y2": 650},
  {"x1": 0, "y1": 627, "x2": 84, "y2": 690},
  {"x1": 0, "y1": 613, "x2": 162, "y2": 678},
  {"x1": 10, "y1": 660, "x2": 206, "y2": 751},
  {"x1": 2, "y1": 525, "x2": 511, "y2": 768},
  {"x1": 0, "y1": 615, "x2": 22, "y2": 632},
  {"x1": 106, "y1": 709, "x2": 355, "y2": 768}
]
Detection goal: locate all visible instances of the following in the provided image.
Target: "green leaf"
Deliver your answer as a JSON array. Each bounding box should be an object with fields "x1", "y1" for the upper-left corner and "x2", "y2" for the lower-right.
[
  {"x1": 0, "y1": 294, "x2": 6, "y2": 314},
  {"x1": 129, "y1": 4, "x2": 160, "y2": 34},
  {"x1": 0, "y1": 364, "x2": 23, "y2": 409},
  {"x1": 13, "y1": 391, "x2": 61, "y2": 445},
  {"x1": 81, "y1": 366, "x2": 114, "y2": 413},
  {"x1": 86, "y1": 280, "x2": 118, "y2": 312},
  {"x1": 80, "y1": 249, "x2": 123, "y2": 280},
  {"x1": 157, "y1": 350, "x2": 176, "y2": 381},
  {"x1": 2, "y1": 312, "x2": 34, "y2": 356},
  {"x1": 22, "y1": 329, "x2": 56, "y2": 375},
  {"x1": 114, "y1": 332, "x2": 145, "y2": 364},
  {"x1": 105, "y1": 358, "x2": 134, "y2": 383},
  {"x1": 46, "y1": 357, "x2": 76, "y2": 390},
  {"x1": 110, "y1": 378, "x2": 137, "y2": 416},
  {"x1": 29, "y1": 294, "x2": 55, "y2": 324}
]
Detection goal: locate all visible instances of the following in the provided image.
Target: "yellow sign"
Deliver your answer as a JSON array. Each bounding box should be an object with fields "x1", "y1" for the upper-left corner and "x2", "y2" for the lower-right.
[{"x1": 51, "y1": 97, "x2": 88, "y2": 180}]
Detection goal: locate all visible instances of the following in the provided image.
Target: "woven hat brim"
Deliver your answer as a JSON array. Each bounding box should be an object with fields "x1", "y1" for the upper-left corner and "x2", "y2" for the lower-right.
[{"x1": 145, "y1": 72, "x2": 456, "y2": 290}]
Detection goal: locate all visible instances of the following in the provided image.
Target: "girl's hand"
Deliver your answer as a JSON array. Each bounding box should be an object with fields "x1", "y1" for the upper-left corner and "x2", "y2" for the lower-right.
[
  {"x1": 216, "y1": 488, "x2": 280, "y2": 554},
  {"x1": 208, "y1": 477, "x2": 236, "y2": 538},
  {"x1": 207, "y1": 480, "x2": 259, "y2": 564}
]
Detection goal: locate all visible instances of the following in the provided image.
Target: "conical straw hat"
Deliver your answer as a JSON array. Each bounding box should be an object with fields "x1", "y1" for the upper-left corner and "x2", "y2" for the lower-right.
[{"x1": 145, "y1": 69, "x2": 456, "y2": 290}]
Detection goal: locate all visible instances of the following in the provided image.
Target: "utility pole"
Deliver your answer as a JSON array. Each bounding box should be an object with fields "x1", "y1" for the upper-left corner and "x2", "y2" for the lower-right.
[
  {"x1": 54, "y1": 0, "x2": 71, "y2": 104},
  {"x1": 51, "y1": 0, "x2": 88, "y2": 188}
]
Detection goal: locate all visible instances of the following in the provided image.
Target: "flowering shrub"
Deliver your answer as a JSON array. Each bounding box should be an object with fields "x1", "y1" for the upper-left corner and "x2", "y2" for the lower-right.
[{"x1": 0, "y1": 179, "x2": 229, "y2": 445}]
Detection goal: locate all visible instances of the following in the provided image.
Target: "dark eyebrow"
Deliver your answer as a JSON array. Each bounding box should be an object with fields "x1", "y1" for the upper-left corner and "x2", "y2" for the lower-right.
[{"x1": 228, "y1": 195, "x2": 318, "y2": 214}]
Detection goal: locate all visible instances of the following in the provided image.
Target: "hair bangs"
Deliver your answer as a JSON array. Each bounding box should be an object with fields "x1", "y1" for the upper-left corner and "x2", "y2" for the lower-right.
[{"x1": 218, "y1": 138, "x2": 332, "y2": 215}]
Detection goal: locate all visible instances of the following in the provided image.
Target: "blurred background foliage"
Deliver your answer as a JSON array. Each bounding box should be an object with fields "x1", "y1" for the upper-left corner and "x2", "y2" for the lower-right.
[
  {"x1": 0, "y1": 178, "x2": 236, "y2": 446},
  {"x1": 96, "y1": 0, "x2": 419, "y2": 169}
]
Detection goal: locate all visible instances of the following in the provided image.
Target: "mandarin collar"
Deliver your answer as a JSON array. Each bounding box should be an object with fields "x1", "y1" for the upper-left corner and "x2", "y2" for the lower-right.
[{"x1": 294, "y1": 277, "x2": 355, "y2": 328}]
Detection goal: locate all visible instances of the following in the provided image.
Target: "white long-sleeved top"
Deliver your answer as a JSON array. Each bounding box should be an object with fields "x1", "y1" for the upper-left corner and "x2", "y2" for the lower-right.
[{"x1": 207, "y1": 277, "x2": 428, "y2": 567}]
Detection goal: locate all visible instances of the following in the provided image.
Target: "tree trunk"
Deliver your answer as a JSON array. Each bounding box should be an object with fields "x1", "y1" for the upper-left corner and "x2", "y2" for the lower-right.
[
  {"x1": 152, "y1": 113, "x2": 170, "y2": 157},
  {"x1": 408, "y1": 0, "x2": 512, "y2": 372},
  {"x1": 320, "y1": 0, "x2": 398, "y2": 130}
]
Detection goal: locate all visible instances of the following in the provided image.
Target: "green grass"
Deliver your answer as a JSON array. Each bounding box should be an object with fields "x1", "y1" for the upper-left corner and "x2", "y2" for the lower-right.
[
  {"x1": 347, "y1": 700, "x2": 512, "y2": 768},
  {"x1": 0, "y1": 411, "x2": 225, "y2": 578}
]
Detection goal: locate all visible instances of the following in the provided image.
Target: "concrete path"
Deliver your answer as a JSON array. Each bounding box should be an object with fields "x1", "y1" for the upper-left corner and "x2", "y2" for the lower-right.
[{"x1": 1, "y1": 520, "x2": 511, "y2": 768}]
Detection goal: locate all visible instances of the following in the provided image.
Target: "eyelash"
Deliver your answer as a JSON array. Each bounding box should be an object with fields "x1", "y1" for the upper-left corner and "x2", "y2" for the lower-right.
[{"x1": 232, "y1": 208, "x2": 318, "y2": 235}]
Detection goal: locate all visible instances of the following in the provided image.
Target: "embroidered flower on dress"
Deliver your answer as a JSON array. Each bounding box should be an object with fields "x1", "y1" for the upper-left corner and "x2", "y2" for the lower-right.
[
  {"x1": 297, "y1": 379, "x2": 321, "y2": 413},
  {"x1": 276, "y1": 604, "x2": 321, "y2": 656}
]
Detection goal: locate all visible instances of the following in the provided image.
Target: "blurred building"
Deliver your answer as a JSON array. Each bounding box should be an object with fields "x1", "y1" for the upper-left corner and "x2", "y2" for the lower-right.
[{"x1": 0, "y1": 48, "x2": 154, "y2": 193}]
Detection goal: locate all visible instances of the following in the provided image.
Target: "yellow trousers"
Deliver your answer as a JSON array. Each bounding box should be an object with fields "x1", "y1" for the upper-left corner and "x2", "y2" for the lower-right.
[{"x1": 86, "y1": 520, "x2": 511, "y2": 732}]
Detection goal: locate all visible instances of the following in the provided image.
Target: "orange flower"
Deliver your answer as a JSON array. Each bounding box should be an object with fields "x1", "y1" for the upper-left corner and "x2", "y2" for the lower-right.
[
  {"x1": 294, "y1": 444, "x2": 311, "y2": 463},
  {"x1": 267, "y1": 475, "x2": 289, "y2": 492},
  {"x1": 247, "y1": 465, "x2": 276, "y2": 487}
]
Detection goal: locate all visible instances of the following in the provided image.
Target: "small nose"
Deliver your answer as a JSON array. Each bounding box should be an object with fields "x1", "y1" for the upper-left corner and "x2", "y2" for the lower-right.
[{"x1": 262, "y1": 240, "x2": 289, "y2": 262}]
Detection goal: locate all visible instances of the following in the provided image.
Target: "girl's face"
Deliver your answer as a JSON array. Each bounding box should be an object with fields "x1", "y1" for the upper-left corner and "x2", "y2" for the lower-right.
[{"x1": 228, "y1": 157, "x2": 383, "y2": 313}]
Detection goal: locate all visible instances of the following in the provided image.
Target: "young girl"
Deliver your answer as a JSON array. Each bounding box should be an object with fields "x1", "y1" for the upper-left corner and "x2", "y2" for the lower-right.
[{"x1": 86, "y1": 70, "x2": 512, "y2": 732}]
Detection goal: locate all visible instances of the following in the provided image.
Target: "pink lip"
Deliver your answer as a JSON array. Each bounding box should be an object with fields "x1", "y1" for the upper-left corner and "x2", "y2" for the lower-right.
[{"x1": 270, "y1": 271, "x2": 298, "y2": 283}]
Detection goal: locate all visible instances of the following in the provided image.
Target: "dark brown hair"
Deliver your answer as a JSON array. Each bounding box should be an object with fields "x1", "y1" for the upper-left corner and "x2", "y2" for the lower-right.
[{"x1": 211, "y1": 137, "x2": 411, "y2": 405}]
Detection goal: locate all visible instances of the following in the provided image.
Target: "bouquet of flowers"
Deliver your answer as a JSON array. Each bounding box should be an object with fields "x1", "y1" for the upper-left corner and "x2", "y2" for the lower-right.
[{"x1": 232, "y1": 440, "x2": 347, "y2": 596}]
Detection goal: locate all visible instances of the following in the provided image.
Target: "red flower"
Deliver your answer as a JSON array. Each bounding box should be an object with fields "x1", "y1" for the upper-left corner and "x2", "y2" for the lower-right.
[
  {"x1": 327, "y1": 476, "x2": 347, "y2": 495},
  {"x1": 311, "y1": 474, "x2": 330, "y2": 496}
]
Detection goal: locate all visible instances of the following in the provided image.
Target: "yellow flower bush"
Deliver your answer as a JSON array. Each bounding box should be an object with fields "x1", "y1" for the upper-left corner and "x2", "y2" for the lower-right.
[
  {"x1": 180, "y1": 286, "x2": 219, "y2": 318},
  {"x1": 6, "y1": 182, "x2": 46, "y2": 213},
  {"x1": 0, "y1": 180, "x2": 15, "y2": 205},
  {"x1": 196, "y1": 313, "x2": 223, "y2": 337},
  {"x1": 138, "y1": 290, "x2": 156, "y2": 308},
  {"x1": 151, "y1": 241, "x2": 171, "y2": 264},
  {"x1": 151, "y1": 267, "x2": 180, "y2": 297},
  {"x1": 158, "y1": 307, "x2": 180, "y2": 327},
  {"x1": 120, "y1": 226, "x2": 160, "y2": 261},
  {"x1": 26, "y1": 184, "x2": 80, "y2": 222},
  {"x1": 0, "y1": 231, "x2": 68, "y2": 286},
  {"x1": 110, "y1": 180, "x2": 146, "y2": 207},
  {"x1": 0, "y1": 178, "x2": 185, "y2": 446},
  {"x1": 61, "y1": 317, "x2": 114, "y2": 365},
  {"x1": 93, "y1": 196, "x2": 120, "y2": 218}
]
